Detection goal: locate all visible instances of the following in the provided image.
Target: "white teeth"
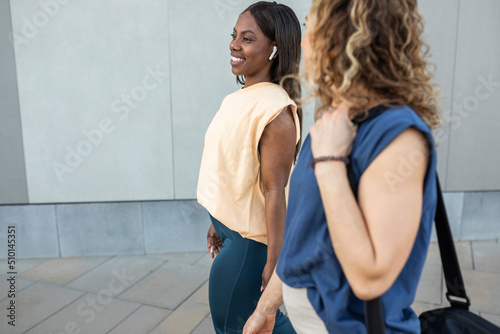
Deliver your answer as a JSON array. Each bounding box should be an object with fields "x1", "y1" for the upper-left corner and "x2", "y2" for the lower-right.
[{"x1": 231, "y1": 56, "x2": 245, "y2": 62}]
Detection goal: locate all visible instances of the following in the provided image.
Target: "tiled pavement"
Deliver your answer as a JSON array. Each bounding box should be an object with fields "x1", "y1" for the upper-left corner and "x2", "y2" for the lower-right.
[{"x1": 1, "y1": 240, "x2": 499, "y2": 334}]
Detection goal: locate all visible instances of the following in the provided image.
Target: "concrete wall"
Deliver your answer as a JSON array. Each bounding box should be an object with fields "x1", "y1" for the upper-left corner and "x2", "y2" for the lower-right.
[
  {"x1": 0, "y1": 0, "x2": 499, "y2": 258},
  {"x1": 1, "y1": 0, "x2": 499, "y2": 205},
  {"x1": 0, "y1": 200, "x2": 209, "y2": 258}
]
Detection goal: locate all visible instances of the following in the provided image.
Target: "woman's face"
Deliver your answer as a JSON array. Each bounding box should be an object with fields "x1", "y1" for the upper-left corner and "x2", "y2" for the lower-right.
[{"x1": 230, "y1": 11, "x2": 275, "y2": 86}]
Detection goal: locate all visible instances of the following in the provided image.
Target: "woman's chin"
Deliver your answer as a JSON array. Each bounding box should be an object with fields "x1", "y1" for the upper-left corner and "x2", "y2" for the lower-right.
[{"x1": 231, "y1": 68, "x2": 242, "y2": 76}]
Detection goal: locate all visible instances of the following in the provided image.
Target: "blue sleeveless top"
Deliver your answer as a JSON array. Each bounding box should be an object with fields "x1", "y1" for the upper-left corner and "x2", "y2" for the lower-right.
[{"x1": 276, "y1": 106, "x2": 437, "y2": 333}]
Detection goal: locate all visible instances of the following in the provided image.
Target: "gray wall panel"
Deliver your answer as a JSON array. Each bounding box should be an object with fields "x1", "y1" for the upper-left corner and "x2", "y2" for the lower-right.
[
  {"x1": 441, "y1": 192, "x2": 464, "y2": 241},
  {"x1": 11, "y1": 0, "x2": 175, "y2": 203},
  {"x1": 168, "y1": 0, "x2": 241, "y2": 199},
  {"x1": 170, "y1": 0, "x2": 313, "y2": 199},
  {"x1": 0, "y1": 0, "x2": 28, "y2": 204},
  {"x1": 419, "y1": 0, "x2": 460, "y2": 189},
  {"x1": 446, "y1": 0, "x2": 500, "y2": 191},
  {"x1": 57, "y1": 202, "x2": 144, "y2": 257},
  {"x1": 0, "y1": 204, "x2": 59, "y2": 258},
  {"x1": 461, "y1": 192, "x2": 500, "y2": 240},
  {"x1": 143, "y1": 200, "x2": 208, "y2": 253}
]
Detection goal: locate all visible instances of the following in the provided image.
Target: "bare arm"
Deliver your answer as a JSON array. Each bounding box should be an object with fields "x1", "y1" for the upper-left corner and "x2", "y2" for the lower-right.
[
  {"x1": 310, "y1": 106, "x2": 429, "y2": 300},
  {"x1": 259, "y1": 105, "x2": 296, "y2": 290},
  {"x1": 243, "y1": 270, "x2": 284, "y2": 334}
]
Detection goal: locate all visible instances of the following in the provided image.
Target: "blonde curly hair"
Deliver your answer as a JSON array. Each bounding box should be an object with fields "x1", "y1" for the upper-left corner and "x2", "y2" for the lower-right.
[{"x1": 306, "y1": 0, "x2": 441, "y2": 128}]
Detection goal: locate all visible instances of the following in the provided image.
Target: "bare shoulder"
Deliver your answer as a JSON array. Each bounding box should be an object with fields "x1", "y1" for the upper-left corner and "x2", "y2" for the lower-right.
[
  {"x1": 361, "y1": 127, "x2": 430, "y2": 193},
  {"x1": 262, "y1": 106, "x2": 295, "y2": 140},
  {"x1": 392, "y1": 127, "x2": 430, "y2": 152}
]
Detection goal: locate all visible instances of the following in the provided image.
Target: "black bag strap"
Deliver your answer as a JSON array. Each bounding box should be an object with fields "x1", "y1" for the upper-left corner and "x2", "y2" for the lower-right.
[
  {"x1": 434, "y1": 175, "x2": 470, "y2": 310},
  {"x1": 364, "y1": 298, "x2": 386, "y2": 334},
  {"x1": 348, "y1": 105, "x2": 390, "y2": 333}
]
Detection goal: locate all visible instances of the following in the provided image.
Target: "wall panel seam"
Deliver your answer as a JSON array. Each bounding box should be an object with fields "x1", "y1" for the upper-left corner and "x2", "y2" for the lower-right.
[
  {"x1": 166, "y1": 1, "x2": 176, "y2": 199},
  {"x1": 444, "y1": 0, "x2": 462, "y2": 191},
  {"x1": 54, "y1": 204, "x2": 62, "y2": 257},
  {"x1": 140, "y1": 202, "x2": 146, "y2": 255}
]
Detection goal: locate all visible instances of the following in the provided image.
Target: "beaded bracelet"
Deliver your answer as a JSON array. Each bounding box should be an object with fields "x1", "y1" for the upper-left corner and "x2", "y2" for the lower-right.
[{"x1": 310, "y1": 156, "x2": 350, "y2": 169}]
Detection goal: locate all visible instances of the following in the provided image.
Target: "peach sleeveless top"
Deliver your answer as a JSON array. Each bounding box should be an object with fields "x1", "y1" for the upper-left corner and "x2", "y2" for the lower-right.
[{"x1": 197, "y1": 82, "x2": 300, "y2": 244}]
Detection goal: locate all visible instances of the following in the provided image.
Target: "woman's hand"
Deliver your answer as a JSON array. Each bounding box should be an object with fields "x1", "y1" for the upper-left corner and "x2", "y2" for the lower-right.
[
  {"x1": 244, "y1": 270, "x2": 283, "y2": 334},
  {"x1": 207, "y1": 224, "x2": 222, "y2": 260},
  {"x1": 243, "y1": 309, "x2": 276, "y2": 334},
  {"x1": 309, "y1": 103, "x2": 357, "y2": 158}
]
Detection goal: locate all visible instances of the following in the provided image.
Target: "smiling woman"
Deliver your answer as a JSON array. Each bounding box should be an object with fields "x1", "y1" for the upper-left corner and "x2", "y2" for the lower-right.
[{"x1": 196, "y1": 1, "x2": 301, "y2": 333}]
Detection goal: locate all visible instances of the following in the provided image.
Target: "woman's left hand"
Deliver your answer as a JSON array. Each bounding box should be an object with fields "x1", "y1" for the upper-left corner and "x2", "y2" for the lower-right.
[{"x1": 310, "y1": 103, "x2": 358, "y2": 158}]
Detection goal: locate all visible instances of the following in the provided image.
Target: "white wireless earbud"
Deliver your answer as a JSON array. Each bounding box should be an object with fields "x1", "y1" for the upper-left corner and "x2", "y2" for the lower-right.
[{"x1": 269, "y1": 46, "x2": 278, "y2": 60}]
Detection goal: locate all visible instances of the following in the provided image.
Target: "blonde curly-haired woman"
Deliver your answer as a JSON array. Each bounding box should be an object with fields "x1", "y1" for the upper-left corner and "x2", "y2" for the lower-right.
[{"x1": 244, "y1": 0, "x2": 441, "y2": 333}]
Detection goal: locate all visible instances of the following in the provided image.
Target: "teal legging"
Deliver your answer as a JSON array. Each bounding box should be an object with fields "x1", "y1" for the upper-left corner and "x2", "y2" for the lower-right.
[{"x1": 209, "y1": 215, "x2": 296, "y2": 334}]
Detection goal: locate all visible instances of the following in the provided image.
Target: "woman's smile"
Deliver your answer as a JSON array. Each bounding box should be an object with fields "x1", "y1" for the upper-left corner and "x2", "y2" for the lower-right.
[{"x1": 230, "y1": 54, "x2": 246, "y2": 66}]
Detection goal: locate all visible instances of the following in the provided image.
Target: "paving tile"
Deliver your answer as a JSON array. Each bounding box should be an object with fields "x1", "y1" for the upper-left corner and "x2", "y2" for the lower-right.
[
  {"x1": 20, "y1": 256, "x2": 110, "y2": 285},
  {"x1": 415, "y1": 263, "x2": 443, "y2": 305},
  {"x1": 67, "y1": 255, "x2": 164, "y2": 297},
  {"x1": 411, "y1": 301, "x2": 444, "y2": 316},
  {"x1": 146, "y1": 251, "x2": 205, "y2": 264},
  {"x1": 150, "y1": 299, "x2": 210, "y2": 334},
  {"x1": 0, "y1": 282, "x2": 83, "y2": 333},
  {"x1": 108, "y1": 305, "x2": 171, "y2": 334},
  {"x1": 455, "y1": 241, "x2": 474, "y2": 270},
  {"x1": 472, "y1": 240, "x2": 500, "y2": 274},
  {"x1": 17, "y1": 277, "x2": 35, "y2": 290},
  {"x1": 479, "y1": 312, "x2": 500, "y2": 327},
  {"x1": 194, "y1": 253, "x2": 214, "y2": 268},
  {"x1": 191, "y1": 315, "x2": 214, "y2": 334},
  {"x1": 1, "y1": 243, "x2": 497, "y2": 334},
  {"x1": 0, "y1": 258, "x2": 48, "y2": 274},
  {"x1": 462, "y1": 269, "x2": 500, "y2": 314},
  {"x1": 25, "y1": 293, "x2": 140, "y2": 334},
  {"x1": 0, "y1": 276, "x2": 35, "y2": 302},
  {"x1": 424, "y1": 242, "x2": 441, "y2": 266},
  {"x1": 119, "y1": 261, "x2": 209, "y2": 309},
  {"x1": 190, "y1": 280, "x2": 209, "y2": 305}
]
